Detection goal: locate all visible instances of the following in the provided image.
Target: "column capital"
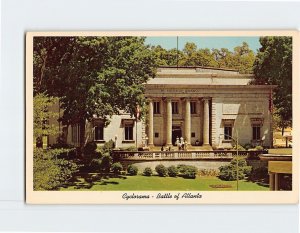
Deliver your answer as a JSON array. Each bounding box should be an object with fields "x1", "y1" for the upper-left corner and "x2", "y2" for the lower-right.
[
  {"x1": 202, "y1": 97, "x2": 211, "y2": 102},
  {"x1": 147, "y1": 98, "x2": 153, "y2": 102}
]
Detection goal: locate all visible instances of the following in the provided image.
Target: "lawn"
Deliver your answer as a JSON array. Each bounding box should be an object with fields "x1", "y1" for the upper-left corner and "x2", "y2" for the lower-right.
[{"x1": 60, "y1": 174, "x2": 268, "y2": 191}]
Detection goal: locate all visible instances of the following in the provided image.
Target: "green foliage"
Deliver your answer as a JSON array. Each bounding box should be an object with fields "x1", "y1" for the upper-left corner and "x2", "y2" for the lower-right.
[
  {"x1": 111, "y1": 162, "x2": 123, "y2": 175},
  {"x1": 83, "y1": 141, "x2": 97, "y2": 156},
  {"x1": 155, "y1": 164, "x2": 168, "y2": 177},
  {"x1": 218, "y1": 157, "x2": 252, "y2": 181},
  {"x1": 252, "y1": 36, "x2": 292, "y2": 131},
  {"x1": 177, "y1": 164, "x2": 198, "y2": 179},
  {"x1": 100, "y1": 155, "x2": 112, "y2": 173},
  {"x1": 89, "y1": 159, "x2": 102, "y2": 172},
  {"x1": 101, "y1": 139, "x2": 115, "y2": 154},
  {"x1": 33, "y1": 148, "x2": 79, "y2": 190},
  {"x1": 127, "y1": 165, "x2": 138, "y2": 176},
  {"x1": 182, "y1": 166, "x2": 198, "y2": 179},
  {"x1": 34, "y1": 37, "x2": 157, "y2": 150},
  {"x1": 33, "y1": 93, "x2": 59, "y2": 147},
  {"x1": 243, "y1": 143, "x2": 253, "y2": 150},
  {"x1": 248, "y1": 167, "x2": 269, "y2": 183},
  {"x1": 151, "y1": 41, "x2": 255, "y2": 73},
  {"x1": 232, "y1": 144, "x2": 246, "y2": 151},
  {"x1": 143, "y1": 167, "x2": 153, "y2": 176},
  {"x1": 255, "y1": 145, "x2": 264, "y2": 151},
  {"x1": 167, "y1": 165, "x2": 178, "y2": 177},
  {"x1": 49, "y1": 143, "x2": 77, "y2": 159}
]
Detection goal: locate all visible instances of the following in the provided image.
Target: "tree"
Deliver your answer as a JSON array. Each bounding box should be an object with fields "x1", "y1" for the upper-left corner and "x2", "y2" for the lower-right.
[
  {"x1": 233, "y1": 42, "x2": 256, "y2": 74},
  {"x1": 33, "y1": 36, "x2": 157, "y2": 151},
  {"x1": 252, "y1": 37, "x2": 292, "y2": 133},
  {"x1": 33, "y1": 93, "x2": 59, "y2": 148}
]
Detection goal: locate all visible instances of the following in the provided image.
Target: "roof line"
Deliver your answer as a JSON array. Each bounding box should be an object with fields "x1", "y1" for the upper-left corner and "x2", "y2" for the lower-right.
[{"x1": 158, "y1": 65, "x2": 240, "y2": 72}]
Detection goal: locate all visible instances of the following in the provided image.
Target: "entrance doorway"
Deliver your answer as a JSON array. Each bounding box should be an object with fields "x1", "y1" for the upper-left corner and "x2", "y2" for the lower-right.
[{"x1": 172, "y1": 126, "x2": 182, "y2": 146}]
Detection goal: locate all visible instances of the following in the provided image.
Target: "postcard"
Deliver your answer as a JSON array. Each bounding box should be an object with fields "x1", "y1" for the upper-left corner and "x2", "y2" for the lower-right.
[{"x1": 26, "y1": 31, "x2": 299, "y2": 204}]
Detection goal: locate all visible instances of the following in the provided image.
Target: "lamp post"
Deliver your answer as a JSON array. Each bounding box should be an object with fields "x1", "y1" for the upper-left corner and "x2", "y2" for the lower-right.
[{"x1": 219, "y1": 132, "x2": 239, "y2": 191}]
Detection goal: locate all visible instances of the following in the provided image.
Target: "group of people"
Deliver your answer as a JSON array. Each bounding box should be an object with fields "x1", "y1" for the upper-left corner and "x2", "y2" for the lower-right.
[
  {"x1": 175, "y1": 136, "x2": 187, "y2": 151},
  {"x1": 160, "y1": 136, "x2": 188, "y2": 151}
]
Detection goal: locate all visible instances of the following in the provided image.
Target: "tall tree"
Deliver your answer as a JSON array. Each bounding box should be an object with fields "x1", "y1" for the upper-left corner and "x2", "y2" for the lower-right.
[
  {"x1": 33, "y1": 36, "x2": 157, "y2": 150},
  {"x1": 33, "y1": 93, "x2": 59, "y2": 148},
  {"x1": 252, "y1": 36, "x2": 292, "y2": 133}
]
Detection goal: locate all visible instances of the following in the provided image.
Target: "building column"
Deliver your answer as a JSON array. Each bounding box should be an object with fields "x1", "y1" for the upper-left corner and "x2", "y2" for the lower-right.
[
  {"x1": 166, "y1": 98, "x2": 172, "y2": 146},
  {"x1": 274, "y1": 173, "x2": 279, "y2": 191},
  {"x1": 185, "y1": 98, "x2": 191, "y2": 145},
  {"x1": 203, "y1": 98, "x2": 210, "y2": 145},
  {"x1": 269, "y1": 173, "x2": 275, "y2": 191},
  {"x1": 148, "y1": 99, "x2": 154, "y2": 146}
]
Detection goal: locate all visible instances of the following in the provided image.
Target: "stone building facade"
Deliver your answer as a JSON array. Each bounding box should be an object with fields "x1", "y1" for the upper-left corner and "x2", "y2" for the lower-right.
[
  {"x1": 144, "y1": 67, "x2": 274, "y2": 149},
  {"x1": 49, "y1": 66, "x2": 274, "y2": 150}
]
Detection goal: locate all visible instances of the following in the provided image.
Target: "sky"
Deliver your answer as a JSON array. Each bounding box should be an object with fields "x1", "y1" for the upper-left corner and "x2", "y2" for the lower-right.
[{"x1": 145, "y1": 36, "x2": 261, "y2": 52}]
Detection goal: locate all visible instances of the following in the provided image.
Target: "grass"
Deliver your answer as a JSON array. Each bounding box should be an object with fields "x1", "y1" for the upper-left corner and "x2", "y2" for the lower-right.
[
  {"x1": 268, "y1": 148, "x2": 292, "y2": 155},
  {"x1": 60, "y1": 174, "x2": 269, "y2": 191}
]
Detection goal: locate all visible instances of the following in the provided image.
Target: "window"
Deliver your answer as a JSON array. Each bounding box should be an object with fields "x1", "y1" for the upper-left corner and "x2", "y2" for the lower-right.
[
  {"x1": 191, "y1": 132, "x2": 196, "y2": 138},
  {"x1": 172, "y1": 102, "x2": 179, "y2": 114},
  {"x1": 224, "y1": 124, "x2": 232, "y2": 140},
  {"x1": 190, "y1": 101, "x2": 197, "y2": 114},
  {"x1": 155, "y1": 132, "x2": 159, "y2": 138},
  {"x1": 154, "y1": 101, "x2": 160, "y2": 114},
  {"x1": 252, "y1": 125, "x2": 261, "y2": 140},
  {"x1": 125, "y1": 124, "x2": 133, "y2": 140},
  {"x1": 94, "y1": 126, "x2": 104, "y2": 141}
]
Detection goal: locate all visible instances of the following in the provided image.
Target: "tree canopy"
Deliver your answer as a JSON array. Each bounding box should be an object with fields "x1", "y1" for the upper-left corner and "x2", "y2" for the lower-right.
[
  {"x1": 33, "y1": 36, "x2": 157, "y2": 148},
  {"x1": 252, "y1": 36, "x2": 292, "y2": 132},
  {"x1": 151, "y1": 41, "x2": 255, "y2": 73}
]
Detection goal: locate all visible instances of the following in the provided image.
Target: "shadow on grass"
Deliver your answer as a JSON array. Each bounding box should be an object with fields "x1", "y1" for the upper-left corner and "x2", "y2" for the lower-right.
[
  {"x1": 246, "y1": 178, "x2": 269, "y2": 188},
  {"x1": 61, "y1": 172, "x2": 126, "y2": 190}
]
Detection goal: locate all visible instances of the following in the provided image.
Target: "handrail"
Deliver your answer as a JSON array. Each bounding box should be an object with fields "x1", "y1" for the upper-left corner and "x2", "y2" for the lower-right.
[{"x1": 112, "y1": 150, "x2": 264, "y2": 160}]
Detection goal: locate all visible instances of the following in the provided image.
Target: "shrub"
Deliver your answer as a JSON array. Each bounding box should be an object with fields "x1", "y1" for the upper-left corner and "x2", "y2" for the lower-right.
[
  {"x1": 255, "y1": 145, "x2": 264, "y2": 151},
  {"x1": 89, "y1": 159, "x2": 102, "y2": 172},
  {"x1": 102, "y1": 139, "x2": 115, "y2": 153},
  {"x1": 100, "y1": 155, "x2": 112, "y2": 173},
  {"x1": 127, "y1": 165, "x2": 138, "y2": 176},
  {"x1": 243, "y1": 143, "x2": 253, "y2": 150},
  {"x1": 155, "y1": 164, "x2": 168, "y2": 177},
  {"x1": 182, "y1": 166, "x2": 198, "y2": 179},
  {"x1": 33, "y1": 148, "x2": 79, "y2": 190},
  {"x1": 167, "y1": 165, "x2": 178, "y2": 177},
  {"x1": 218, "y1": 157, "x2": 252, "y2": 181},
  {"x1": 48, "y1": 143, "x2": 77, "y2": 159},
  {"x1": 177, "y1": 164, "x2": 198, "y2": 179},
  {"x1": 111, "y1": 162, "x2": 123, "y2": 175},
  {"x1": 143, "y1": 167, "x2": 153, "y2": 176},
  {"x1": 248, "y1": 167, "x2": 269, "y2": 182},
  {"x1": 83, "y1": 142, "x2": 97, "y2": 156},
  {"x1": 177, "y1": 164, "x2": 188, "y2": 173}
]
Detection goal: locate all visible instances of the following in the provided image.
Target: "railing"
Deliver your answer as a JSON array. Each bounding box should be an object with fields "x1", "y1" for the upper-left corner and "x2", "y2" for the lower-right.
[{"x1": 113, "y1": 150, "x2": 264, "y2": 161}]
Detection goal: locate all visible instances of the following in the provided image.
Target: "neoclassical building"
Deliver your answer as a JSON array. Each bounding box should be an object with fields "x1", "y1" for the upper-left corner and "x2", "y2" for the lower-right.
[{"x1": 49, "y1": 66, "x2": 274, "y2": 150}]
